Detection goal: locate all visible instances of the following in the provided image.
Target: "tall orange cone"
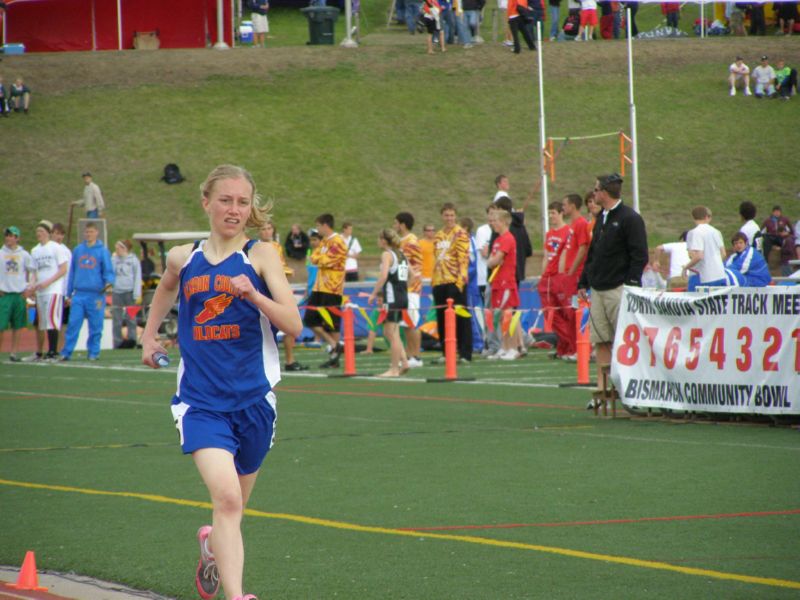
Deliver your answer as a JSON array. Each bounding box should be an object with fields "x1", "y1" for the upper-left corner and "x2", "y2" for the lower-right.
[
  {"x1": 443, "y1": 298, "x2": 458, "y2": 381},
  {"x1": 342, "y1": 306, "x2": 356, "y2": 376},
  {"x1": 575, "y1": 305, "x2": 591, "y2": 385},
  {"x1": 6, "y1": 551, "x2": 48, "y2": 591},
  {"x1": 426, "y1": 299, "x2": 475, "y2": 383}
]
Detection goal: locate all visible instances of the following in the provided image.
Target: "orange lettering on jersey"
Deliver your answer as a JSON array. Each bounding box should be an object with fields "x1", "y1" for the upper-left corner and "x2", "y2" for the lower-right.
[
  {"x1": 193, "y1": 324, "x2": 241, "y2": 341},
  {"x1": 195, "y1": 293, "x2": 233, "y2": 324},
  {"x1": 183, "y1": 275, "x2": 210, "y2": 300},
  {"x1": 214, "y1": 274, "x2": 236, "y2": 295}
]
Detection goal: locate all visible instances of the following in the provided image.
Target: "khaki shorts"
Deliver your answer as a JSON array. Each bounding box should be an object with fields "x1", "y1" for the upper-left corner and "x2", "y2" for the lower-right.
[
  {"x1": 589, "y1": 286, "x2": 622, "y2": 345},
  {"x1": 252, "y1": 13, "x2": 269, "y2": 33}
]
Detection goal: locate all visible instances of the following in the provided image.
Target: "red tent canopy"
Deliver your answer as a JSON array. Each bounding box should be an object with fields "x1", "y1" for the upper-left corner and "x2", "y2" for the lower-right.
[{"x1": 3, "y1": 0, "x2": 233, "y2": 52}]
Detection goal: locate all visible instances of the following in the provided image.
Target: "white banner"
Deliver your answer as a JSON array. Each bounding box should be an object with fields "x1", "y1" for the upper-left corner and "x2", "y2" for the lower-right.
[{"x1": 611, "y1": 286, "x2": 800, "y2": 415}]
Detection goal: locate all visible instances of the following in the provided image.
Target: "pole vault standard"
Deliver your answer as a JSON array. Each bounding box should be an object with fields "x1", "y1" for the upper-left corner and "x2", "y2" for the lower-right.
[
  {"x1": 626, "y1": 7, "x2": 640, "y2": 213},
  {"x1": 536, "y1": 21, "x2": 549, "y2": 235},
  {"x1": 536, "y1": 12, "x2": 641, "y2": 218}
]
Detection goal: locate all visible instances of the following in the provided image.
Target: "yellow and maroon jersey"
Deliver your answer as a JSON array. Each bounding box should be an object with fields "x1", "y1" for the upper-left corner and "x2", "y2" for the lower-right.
[
  {"x1": 400, "y1": 233, "x2": 423, "y2": 294},
  {"x1": 419, "y1": 239, "x2": 436, "y2": 280},
  {"x1": 311, "y1": 233, "x2": 347, "y2": 295},
  {"x1": 432, "y1": 225, "x2": 469, "y2": 290}
]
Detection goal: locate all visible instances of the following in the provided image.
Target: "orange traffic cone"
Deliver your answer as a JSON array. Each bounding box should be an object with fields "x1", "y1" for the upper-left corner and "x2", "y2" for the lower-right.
[{"x1": 6, "y1": 550, "x2": 48, "y2": 591}]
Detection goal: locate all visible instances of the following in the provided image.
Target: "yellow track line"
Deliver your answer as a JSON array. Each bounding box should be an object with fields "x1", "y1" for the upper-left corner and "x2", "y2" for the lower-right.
[{"x1": 1, "y1": 478, "x2": 798, "y2": 590}]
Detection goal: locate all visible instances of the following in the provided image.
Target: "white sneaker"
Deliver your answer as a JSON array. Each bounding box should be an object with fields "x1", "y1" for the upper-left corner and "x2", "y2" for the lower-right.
[
  {"x1": 474, "y1": 35, "x2": 484, "y2": 44},
  {"x1": 502, "y1": 40, "x2": 514, "y2": 47},
  {"x1": 407, "y1": 357, "x2": 424, "y2": 368},
  {"x1": 487, "y1": 350, "x2": 505, "y2": 360},
  {"x1": 501, "y1": 349, "x2": 520, "y2": 360},
  {"x1": 744, "y1": 89, "x2": 752, "y2": 96},
  {"x1": 730, "y1": 88, "x2": 736, "y2": 96},
  {"x1": 22, "y1": 354, "x2": 42, "y2": 362},
  {"x1": 561, "y1": 353, "x2": 578, "y2": 362}
]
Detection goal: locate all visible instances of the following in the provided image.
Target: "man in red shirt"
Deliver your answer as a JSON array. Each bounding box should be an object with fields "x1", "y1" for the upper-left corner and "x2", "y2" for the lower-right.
[
  {"x1": 558, "y1": 194, "x2": 591, "y2": 361},
  {"x1": 563, "y1": 194, "x2": 591, "y2": 282},
  {"x1": 538, "y1": 201, "x2": 575, "y2": 360},
  {"x1": 486, "y1": 208, "x2": 519, "y2": 360}
]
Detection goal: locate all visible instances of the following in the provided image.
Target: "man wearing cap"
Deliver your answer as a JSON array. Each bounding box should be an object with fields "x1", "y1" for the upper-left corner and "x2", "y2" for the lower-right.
[
  {"x1": 0, "y1": 226, "x2": 35, "y2": 361},
  {"x1": 578, "y1": 174, "x2": 648, "y2": 392},
  {"x1": 72, "y1": 172, "x2": 106, "y2": 218},
  {"x1": 26, "y1": 221, "x2": 69, "y2": 361},
  {"x1": 728, "y1": 56, "x2": 752, "y2": 96},
  {"x1": 752, "y1": 55, "x2": 776, "y2": 98}
]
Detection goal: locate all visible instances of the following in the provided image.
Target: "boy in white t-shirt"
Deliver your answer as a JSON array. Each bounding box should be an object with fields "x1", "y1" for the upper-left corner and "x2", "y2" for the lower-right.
[
  {"x1": 683, "y1": 206, "x2": 727, "y2": 291},
  {"x1": 25, "y1": 220, "x2": 69, "y2": 361},
  {"x1": 728, "y1": 56, "x2": 752, "y2": 96},
  {"x1": 752, "y1": 55, "x2": 776, "y2": 98}
]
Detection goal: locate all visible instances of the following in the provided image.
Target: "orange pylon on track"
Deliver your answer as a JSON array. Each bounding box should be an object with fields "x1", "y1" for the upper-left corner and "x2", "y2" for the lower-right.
[
  {"x1": 426, "y1": 298, "x2": 475, "y2": 383},
  {"x1": 444, "y1": 298, "x2": 458, "y2": 381},
  {"x1": 6, "y1": 551, "x2": 48, "y2": 591},
  {"x1": 575, "y1": 304, "x2": 591, "y2": 385},
  {"x1": 342, "y1": 306, "x2": 357, "y2": 376}
]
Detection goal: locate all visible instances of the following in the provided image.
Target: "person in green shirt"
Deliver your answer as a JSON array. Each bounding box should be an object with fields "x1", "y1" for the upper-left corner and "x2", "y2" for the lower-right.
[{"x1": 775, "y1": 58, "x2": 797, "y2": 101}]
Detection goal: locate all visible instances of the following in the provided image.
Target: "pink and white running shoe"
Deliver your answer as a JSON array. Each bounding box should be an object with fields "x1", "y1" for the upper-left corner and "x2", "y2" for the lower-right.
[{"x1": 195, "y1": 525, "x2": 220, "y2": 600}]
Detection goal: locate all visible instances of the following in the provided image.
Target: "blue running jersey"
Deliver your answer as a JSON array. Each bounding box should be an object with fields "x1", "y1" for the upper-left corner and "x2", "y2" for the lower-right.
[{"x1": 175, "y1": 241, "x2": 281, "y2": 412}]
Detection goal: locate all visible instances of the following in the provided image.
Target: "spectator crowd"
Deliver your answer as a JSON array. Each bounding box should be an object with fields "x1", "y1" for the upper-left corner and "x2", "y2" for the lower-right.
[
  {"x1": 0, "y1": 171, "x2": 146, "y2": 362},
  {"x1": 3, "y1": 170, "x2": 799, "y2": 371}
]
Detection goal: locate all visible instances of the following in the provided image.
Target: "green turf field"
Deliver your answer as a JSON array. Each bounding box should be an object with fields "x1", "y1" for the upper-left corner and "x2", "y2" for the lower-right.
[{"x1": 1, "y1": 346, "x2": 799, "y2": 599}]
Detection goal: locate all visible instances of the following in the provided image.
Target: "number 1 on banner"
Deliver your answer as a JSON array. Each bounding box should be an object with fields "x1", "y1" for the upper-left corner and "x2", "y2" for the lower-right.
[{"x1": 794, "y1": 329, "x2": 800, "y2": 372}]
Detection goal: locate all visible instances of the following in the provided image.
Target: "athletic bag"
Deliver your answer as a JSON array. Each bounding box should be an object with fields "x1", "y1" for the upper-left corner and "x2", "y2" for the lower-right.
[{"x1": 161, "y1": 163, "x2": 185, "y2": 184}]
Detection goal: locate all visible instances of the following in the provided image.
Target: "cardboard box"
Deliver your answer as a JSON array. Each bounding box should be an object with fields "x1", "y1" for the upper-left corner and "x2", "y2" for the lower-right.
[{"x1": 133, "y1": 31, "x2": 160, "y2": 50}]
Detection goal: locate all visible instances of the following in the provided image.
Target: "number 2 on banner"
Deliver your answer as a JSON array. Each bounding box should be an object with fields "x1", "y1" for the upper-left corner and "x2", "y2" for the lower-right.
[{"x1": 616, "y1": 325, "x2": 800, "y2": 372}]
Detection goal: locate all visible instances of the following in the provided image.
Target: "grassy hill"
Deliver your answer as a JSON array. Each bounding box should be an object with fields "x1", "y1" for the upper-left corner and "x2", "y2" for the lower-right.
[{"x1": 1, "y1": 3, "x2": 798, "y2": 263}]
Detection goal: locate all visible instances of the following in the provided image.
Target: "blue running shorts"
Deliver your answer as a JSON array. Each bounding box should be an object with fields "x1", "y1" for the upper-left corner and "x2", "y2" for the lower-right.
[{"x1": 170, "y1": 392, "x2": 277, "y2": 475}]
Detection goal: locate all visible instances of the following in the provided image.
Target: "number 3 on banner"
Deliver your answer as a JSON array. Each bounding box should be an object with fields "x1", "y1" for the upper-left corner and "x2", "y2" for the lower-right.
[{"x1": 616, "y1": 324, "x2": 800, "y2": 372}]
